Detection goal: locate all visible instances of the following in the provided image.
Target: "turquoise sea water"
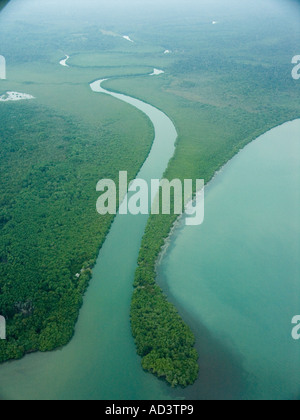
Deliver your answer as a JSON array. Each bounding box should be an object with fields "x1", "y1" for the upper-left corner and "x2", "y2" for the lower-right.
[
  {"x1": 0, "y1": 0, "x2": 299, "y2": 401},
  {"x1": 158, "y1": 120, "x2": 300, "y2": 400}
]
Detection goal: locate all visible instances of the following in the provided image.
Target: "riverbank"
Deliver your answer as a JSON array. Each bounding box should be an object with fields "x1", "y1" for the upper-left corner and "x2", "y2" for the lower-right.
[
  {"x1": 91, "y1": 78, "x2": 199, "y2": 387},
  {"x1": 91, "y1": 65, "x2": 300, "y2": 388},
  {"x1": 154, "y1": 118, "x2": 300, "y2": 273},
  {"x1": 1, "y1": 0, "x2": 300, "y2": 400},
  {"x1": 133, "y1": 114, "x2": 300, "y2": 389},
  {"x1": 0, "y1": 72, "x2": 181, "y2": 400},
  {"x1": 156, "y1": 119, "x2": 300, "y2": 399},
  {"x1": 0, "y1": 75, "x2": 156, "y2": 365}
]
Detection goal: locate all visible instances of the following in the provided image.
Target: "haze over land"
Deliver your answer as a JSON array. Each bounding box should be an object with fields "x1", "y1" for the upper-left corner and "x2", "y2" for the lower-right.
[{"x1": 0, "y1": 0, "x2": 299, "y2": 400}]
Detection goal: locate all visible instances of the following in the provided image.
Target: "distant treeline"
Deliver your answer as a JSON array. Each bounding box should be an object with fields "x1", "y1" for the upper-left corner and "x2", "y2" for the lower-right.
[{"x1": 128, "y1": 24, "x2": 300, "y2": 386}]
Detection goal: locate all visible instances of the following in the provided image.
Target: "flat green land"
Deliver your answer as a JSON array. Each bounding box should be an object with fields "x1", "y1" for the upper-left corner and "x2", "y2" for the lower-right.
[
  {"x1": 0, "y1": 98, "x2": 154, "y2": 359},
  {"x1": 101, "y1": 7, "x2": 300, "y2": 386},
  {"x1": 0, "y1": 27, "x2": 156, "y2": 360},
  {"x1": 0, "y1": 0, "x2": 300, "y2": 387}
]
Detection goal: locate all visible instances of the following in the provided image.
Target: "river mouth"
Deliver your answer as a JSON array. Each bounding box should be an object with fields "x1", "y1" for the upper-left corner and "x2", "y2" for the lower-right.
[
  {"x1": 0, "y1": 77, "x2": 179, "y2": 401},
  {"x1": 157, "y1": 269, "x2": 248, "y2": 401},
  {"x1": 1, "y1": 0, "x2": 300, "y2": 401},
  {"x1": 0, "y1": 87, "x2": 299, "y2": 401},
  {"x1": 157, "y1": 120, "x2": 300, "y2": 401}
]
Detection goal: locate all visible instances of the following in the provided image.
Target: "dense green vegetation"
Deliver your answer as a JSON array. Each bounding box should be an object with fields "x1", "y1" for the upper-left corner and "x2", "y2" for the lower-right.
[
  {"x1": 0, "y1": 101, "x2": 153, "y2": 362},
  {"x1": 131, "y1": 213, "x2": 199, "y2": 387},
  {"x1": 1, "y1": 0, "x2": 300, "y2": 390},
  {"x1": 106, "y1": 2, "x2": 300, "y2": 387}
]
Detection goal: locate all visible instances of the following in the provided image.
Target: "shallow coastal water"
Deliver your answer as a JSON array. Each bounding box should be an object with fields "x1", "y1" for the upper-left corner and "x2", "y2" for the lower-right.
[
  {"x1": 1, "y1": 0, "x2": 300, "y2": 402},
  {"x1": 0, "y1": 106, "x2": 298, "y2": 400},
  {"x1": 157, "y1": 120, "x2": 300, "y2": 400}
]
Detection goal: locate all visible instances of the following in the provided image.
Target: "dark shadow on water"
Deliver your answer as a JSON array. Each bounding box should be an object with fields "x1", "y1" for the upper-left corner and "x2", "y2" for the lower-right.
[
  {"x1": 157, "y1": 271, "x2": 250, "y2": 401},
  {"x1": 0, "y1": 0, "x2": 10, "y2": 13}
]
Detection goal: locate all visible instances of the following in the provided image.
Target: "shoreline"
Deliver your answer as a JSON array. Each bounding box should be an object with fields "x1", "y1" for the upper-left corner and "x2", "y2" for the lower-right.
[
  {"x1": 1, "y1": 63, "x2": 299, "y2": 395},
  {"x1": 154, "y1": 117, "x2": 300, "y2": 398},
  {"x1": 91, "y1": 79, "x2": 201, "y2": 387},
  {"x1": 104, "y1": 72, "x2": 300, "y2": 388},
  {"x1": 154, "y1": 118, "x2": 300, "y2": 278}
]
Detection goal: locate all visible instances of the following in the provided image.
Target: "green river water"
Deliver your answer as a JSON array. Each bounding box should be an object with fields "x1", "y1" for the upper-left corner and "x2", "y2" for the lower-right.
[
  {"x1": 0, "y1": 0, "x2": 299, "y2": 401},
  {"x1": 0, "y1": 78, "x2": 178, "y2": 400},
  {"x1": 0, "y1": 103, "x2": 299, "y2": 401}
]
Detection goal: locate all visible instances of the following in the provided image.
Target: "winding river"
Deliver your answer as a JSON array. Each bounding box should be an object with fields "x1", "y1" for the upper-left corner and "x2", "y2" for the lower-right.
[
  {"x1": 0, "y1": 79, "x2": 179, "y2": 400},
  {"x1": 0, "y1": 77, "x2": 299, "y2": 400}
]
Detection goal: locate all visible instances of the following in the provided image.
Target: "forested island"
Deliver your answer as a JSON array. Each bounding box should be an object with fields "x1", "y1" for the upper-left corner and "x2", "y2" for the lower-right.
[{"x1": 0, "y1": 0, "x2": 300, "y2": 392}]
